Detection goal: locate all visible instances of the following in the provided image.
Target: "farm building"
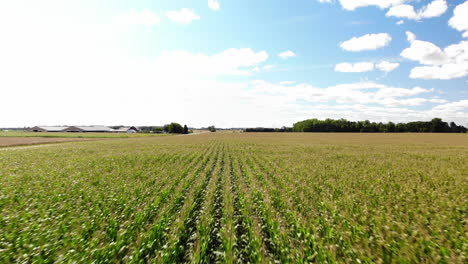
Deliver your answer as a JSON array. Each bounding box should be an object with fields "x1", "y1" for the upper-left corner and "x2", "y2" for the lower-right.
[
  {"x1": 28, "y1": 125, "x2": 140, "y2": 133},
  {"x1": 28, "y1": 126, "x2": 68, "y2": 132},
  {"x1": 63, "y1": 126, "x2": 113, "y2": 133},
  {"x1": 112, "y1": 126, "x2": 139, "y2": 133}
]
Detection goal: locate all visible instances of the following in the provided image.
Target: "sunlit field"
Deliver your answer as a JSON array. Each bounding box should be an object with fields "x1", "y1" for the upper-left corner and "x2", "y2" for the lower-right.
[{"x1": 0, "y1": 133, "x2": 466, "y2": 263}]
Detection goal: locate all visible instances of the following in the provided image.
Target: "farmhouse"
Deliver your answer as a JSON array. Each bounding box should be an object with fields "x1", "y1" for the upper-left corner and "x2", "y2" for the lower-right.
[
  {"x1": 63, "y1": 126, "x2": 113, "y2": 133},
  {"x1": 28, "y1": 126, "x2": 67, "y2": 132}
]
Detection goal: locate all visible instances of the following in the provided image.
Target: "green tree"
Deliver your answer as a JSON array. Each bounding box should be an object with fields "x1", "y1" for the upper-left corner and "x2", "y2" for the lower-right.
[
  {"x1": 208, "y1": 126, "x2": 216, "y2": 132},
  {"x1": 430, "y1": 118, "x2": 449, "y2": 133},
  {"x1": 164, "y1": 123, "x2": 184, "y2": 134},
  {"x1": 183, "y1": 125, "x2": 189, "y2": 134},
  {"x1": 387, "y1": 122, "x2": 395, "y2": 132}
]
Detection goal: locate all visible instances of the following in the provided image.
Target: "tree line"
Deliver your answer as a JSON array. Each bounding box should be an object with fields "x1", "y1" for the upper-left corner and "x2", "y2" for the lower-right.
[
  {"x1": 139, "y1": 123, "x2": 190, "y2": 134},
  {"x1": 245, "y1": 127, "x2": 293, "y2": 132},
  {"x1": 245, "y1": 118, "x2": 467, "y2": 133},
  {"x1": 292, "y1": 118, "x2": 467, "y2": 133},
  {"x1": 139, "y1": 123, "x2": 217, "y2": 134}
]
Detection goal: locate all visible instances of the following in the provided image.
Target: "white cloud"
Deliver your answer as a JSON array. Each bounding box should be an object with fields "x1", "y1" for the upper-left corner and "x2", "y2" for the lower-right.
[
  {"x1": 386, "y1": 0, "x2": 447, "y2": 20},
  {"x1": 406, "y1": 31, "x2": 416, "y2": 42},
  {"x1": 253, "y1": 64, "x2": 276, "y2": 73},
  {"x1": 166, "y1": 8, "x2": 200, "y2": 24},
  {"x1": 401, "y1": 39, "x2": 448, "y2": 65},
  {"x1": 340, "y1": 33, "x2": 392, "y2": 52},
  {"x1": 238, "y1": 80, "x2": 467, "y2": 125},
  {"x1": 113, "y1": 9, "x2": 160, "y2": 25},
  {"x1": 278, "y1": 50, "x2": 297, "y2": 59},
  {"x1": 133, "y1": 77, "x2": 463, "y2": 127},
  {"x1": 280, "y1": 81, "x2": 297, "y2": 85},
  {"x1": 433, "y1": 100, "x2": 468, "y2": 112},
  {"x1": 410, "y1": 64, "x2": 468, "y2": 80},
  {"x1": 373, "y1": 86, "x2": 431, "y2": 98},
  {"x1": 335, "y1": 61, "x2": 400, "y2": 73},
  {"x1": 335, "y1": 62, "x2": 374, "y2": 72},
  {"x1": 208, "y1": 0, "x2": 220, "y2": 11},
  {"x1": 338, "y1": 0, "x2": 406, "y2": 11},
  {"x1": 156, "y1": 48, "x2": 269, "y2": 77},
  {"x1": 419, "y1": 0, "x2": 448, "y2": 18},
  {"x1": 387, "y1": 5, "x2": 417, "y2": 19},
  {"x1": 401, "y1": 32, "x2": 468, "y2": 79},
  {"x1": 376, "y1": 61, "x2": 400, "y2": 72},
  {"x1": 249, "y1": 80, "x2": 433, "y2": 107},
  {"x1": 396, "y1": 20, "x2": 404, "y2": 25},
  {"x1": 449, "y1": 1, "x2": 468, "y2": 37}
]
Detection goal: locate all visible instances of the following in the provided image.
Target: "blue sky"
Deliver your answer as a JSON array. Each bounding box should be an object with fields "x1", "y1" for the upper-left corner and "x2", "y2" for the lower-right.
[{"x1": 0, "y1": 0, "x2": 467, "y2": 127}]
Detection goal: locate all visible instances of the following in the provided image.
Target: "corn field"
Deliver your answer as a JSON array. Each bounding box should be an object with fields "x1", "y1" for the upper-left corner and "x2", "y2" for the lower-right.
[{"x1": 0, "y1": 133, "x2": 466, "y2": 263}]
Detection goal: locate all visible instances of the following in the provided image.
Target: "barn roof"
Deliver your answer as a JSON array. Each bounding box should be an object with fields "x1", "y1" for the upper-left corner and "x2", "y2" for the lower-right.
[
  {"x1": 112, "y1": 126, "x2": 139, "y2": 132},
  {"x1": 73, "y1": 126, "x2": 112, "y2": 132},
  {"x1": 37, "y1": 126, "x2": 67, "y2": 131}
]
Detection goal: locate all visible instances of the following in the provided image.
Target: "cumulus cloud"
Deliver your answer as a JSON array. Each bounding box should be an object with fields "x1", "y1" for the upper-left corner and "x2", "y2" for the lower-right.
[
  {"x1": 406, "y1": 31, "x2": 416, "y2": 42},
  {"x1": 237, "y1": 80, "x2": 468, "y2": 125},
  {"x1": 376, "y1": 61, "x2": 400, "y2": 72},
  {"x1": 401, "y1": 32, "x2": 468, "y2": 79},
  {"x1": 449, "y1": 1, "x2": 468, "y2": 37},
  {"x1": 278, "y1": 50, "x2": 297, "y2": 59},
  {"x1": 250, "y1": 80, "x2": 433, "y2": 106},
  {"x1": 340, "y1": 33, "x2": 392, "y2": 52},
  {"x1": 208, "y1": 0, "x2": 220, "y2": 11},
  {"x1": 433, "y1": 100, "x2": 468, "y2": 112},
  {"x1": 113, "y1": 9, "x2": 160, "y2": 25},
  {"x1": 338, "y1": 0, "x2": 406, "y2": 11},
  {"x1": 410, "y1": 64, "x2": 468, "y2": 80},
  {"x1": 419, "y1": 0, "x2": 448, "y2": 18},
  {"x1": 280, "y1": 81, "x2": 297, "y2": 85},
  {"x1": 253, "y1": 64, "x2": 276, "y2": 73},
  {"x1": 387, "y1": 5, "x2": 417, "y2": 19},
  {"x1": 401, "y1": 41, "x2": 447, "y2": 65},
  {"x1": 156, "y1": 48, "x2": 269, "y2": 77},
  {"x1": 335, "y1": 61, "x2": 400, "y2": 73},
  {"x1": 185, "y1": 80, "x2": 458, "y2": 127},
  {"x1": 386, "y1": 0, "x2": 447, "y2": 20},
  {"x1": 166, "y1": 8, "x2": 200, "y2": 24},
  {"x1": 335, "y1": 62, "x2": 374, "y2": 72},
  {"x1": 396, "y1": 20, "x2": 404, "y2": 25}
]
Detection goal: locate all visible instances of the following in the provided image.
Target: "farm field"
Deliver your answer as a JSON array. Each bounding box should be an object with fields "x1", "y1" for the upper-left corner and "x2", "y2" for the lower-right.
[
  {"x1": 0, "y1": 133, "x2": 466, "y2": 263},
  {"x1": 0, "y1": 137, "x2": 94, "y2": 148}
]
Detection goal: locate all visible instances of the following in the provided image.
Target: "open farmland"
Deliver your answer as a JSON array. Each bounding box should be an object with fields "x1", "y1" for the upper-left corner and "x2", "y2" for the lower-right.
[
  {"x1": 0, "y1": 137, "x2": 94, "y2": 148},
  {"x1": 0, "y1": 133, "x2": 466, "y2": 263}
]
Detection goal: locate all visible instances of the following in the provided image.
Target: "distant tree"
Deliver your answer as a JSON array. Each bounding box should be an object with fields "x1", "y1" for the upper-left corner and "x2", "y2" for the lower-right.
[
  {"x1": 208, "y1": 126, "x2": 216, "y2": 132},
  {"x1": 244, "y1": 127, "x2": 292, "y2": 132},
  {"x1": 183, "y1": 125, "x2": 189, "y2": 134},
  {"x1": 291, "y1": 118, "x2": 465, "y2": 133},
  {"x1": 387, "y1": 122, "x2": 395, "y2": 133},
  {"x1": 164, "y1": 123, "x2": 184, "y2": 134},
  {"x1": 430, "y1": 118, "x2": 449, "y2": 133}
]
